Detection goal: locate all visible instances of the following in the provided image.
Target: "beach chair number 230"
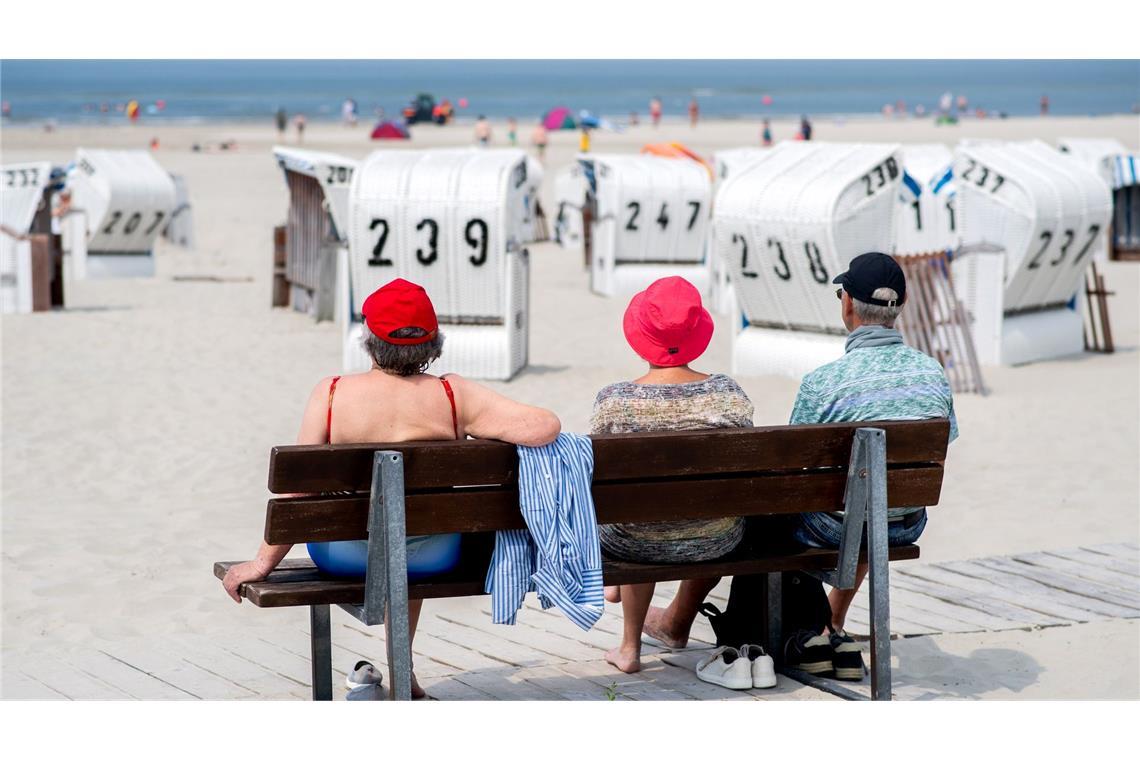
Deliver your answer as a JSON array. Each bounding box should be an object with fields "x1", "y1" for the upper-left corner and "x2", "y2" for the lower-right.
[{"x1": 367, "y1": 216, "x2": 490, "y2": 268}]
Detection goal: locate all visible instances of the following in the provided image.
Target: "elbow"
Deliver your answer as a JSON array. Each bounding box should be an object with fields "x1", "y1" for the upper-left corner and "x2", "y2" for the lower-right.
[{"x1": 533, "y1": 411, "x2": 562, "y2": 447}]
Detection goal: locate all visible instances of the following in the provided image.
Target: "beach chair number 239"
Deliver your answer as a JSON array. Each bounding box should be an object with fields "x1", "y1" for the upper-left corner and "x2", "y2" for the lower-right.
[{"x1": 368, "y1": 217, "x2": 490, "y2": 267}]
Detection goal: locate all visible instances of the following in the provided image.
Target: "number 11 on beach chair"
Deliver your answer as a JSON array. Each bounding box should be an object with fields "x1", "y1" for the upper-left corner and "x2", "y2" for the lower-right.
[{"x1": 345, "y1": 149, "x2": 531, "y2": 380}]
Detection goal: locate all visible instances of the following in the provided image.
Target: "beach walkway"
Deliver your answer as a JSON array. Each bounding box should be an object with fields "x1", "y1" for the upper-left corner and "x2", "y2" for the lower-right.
[{"x1": 5, "y1": 542, "x2": 1137, "y2": 701}]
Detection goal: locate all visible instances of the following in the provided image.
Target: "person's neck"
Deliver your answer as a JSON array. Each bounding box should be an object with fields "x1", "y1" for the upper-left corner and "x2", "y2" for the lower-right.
[{"x1": 634, "y1": 364, "x2": 709, "y2": 385}]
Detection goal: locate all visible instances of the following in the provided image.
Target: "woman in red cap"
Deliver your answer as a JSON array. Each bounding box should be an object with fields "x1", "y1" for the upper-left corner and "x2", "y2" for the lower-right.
[
  {"x1": 592, "y1": 276, "x2": 754, "y2": 674},
  {"x1": 222, "y1": 278, "x2": 561, "y2": 698}
]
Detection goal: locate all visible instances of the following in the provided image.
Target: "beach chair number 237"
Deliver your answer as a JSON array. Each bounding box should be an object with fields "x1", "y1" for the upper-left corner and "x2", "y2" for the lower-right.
[{"x1": 368, "y1": 217, "x2": 490, "y2": 268}]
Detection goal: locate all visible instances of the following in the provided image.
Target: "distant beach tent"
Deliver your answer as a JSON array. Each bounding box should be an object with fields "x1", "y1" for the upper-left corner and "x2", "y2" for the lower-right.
[
  {"x1": 542, "y1": 107, "x2": 577, "y2": 130},
  {"x1": 578, "y1": 111, "x2": 620, "y2": 132},
  {"x1": 371, "y1": 121, "x2": 410, "y2": 140}
]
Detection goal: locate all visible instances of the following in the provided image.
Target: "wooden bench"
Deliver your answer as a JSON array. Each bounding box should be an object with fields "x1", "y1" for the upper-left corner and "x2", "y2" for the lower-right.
[{"x1": 215, "y1": 418, "x2": 949, "y2": 701}]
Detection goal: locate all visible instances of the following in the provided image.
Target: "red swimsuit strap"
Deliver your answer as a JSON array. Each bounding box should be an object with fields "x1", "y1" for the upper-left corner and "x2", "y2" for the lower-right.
[
  {"x1": 440, "y1": 376, "x2": 459, "y2": 440},
  {"x1": 326, "y1": 376, "x2": 341, "y2": 444}
]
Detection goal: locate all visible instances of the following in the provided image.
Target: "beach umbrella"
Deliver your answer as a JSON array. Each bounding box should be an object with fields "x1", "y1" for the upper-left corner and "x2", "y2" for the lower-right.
[
  {"x1": 542, "y1": 106, "x2": 576, "y2": 130},
  {"x1": 371, "y1": 121, "x2": 410, "y2": 140}
]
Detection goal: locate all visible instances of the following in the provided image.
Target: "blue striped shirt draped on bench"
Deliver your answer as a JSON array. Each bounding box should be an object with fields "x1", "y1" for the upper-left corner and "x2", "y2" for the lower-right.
[{"x1": 484, "y1": 433, "x2": 604, "y2": 631}]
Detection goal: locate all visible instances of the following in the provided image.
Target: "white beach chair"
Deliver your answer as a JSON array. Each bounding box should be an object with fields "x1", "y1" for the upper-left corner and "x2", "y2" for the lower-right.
[
  {"x1": 582, "y1": 153, "x2": 713, "y2": 298},
  {"x1": 66, "y1": 149, "x2": 177, "y2": 278},
  {"x1": 0, "y1": 162, "x2": 52, "y2": 313},
  {"x1": 346, "y1": 148, "x2": 530, "y2": 380},
  {"x1": 894, "y1": 144, "x2": 959, "y2": 255},
  {"x1": 715, "y1": 141, "x2": 902, "y2": 378},
  {"x1": 952, "y1": 139, "x2": 1113, "y2": 365},
  {"x1": 1058, "y1": 137, "x2": 1140, "y2": 259}
]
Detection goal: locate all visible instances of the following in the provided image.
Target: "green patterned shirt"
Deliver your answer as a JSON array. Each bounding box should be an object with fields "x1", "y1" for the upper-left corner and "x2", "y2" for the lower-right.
[{"x1": 790, "y1": 340, "x2": 958, "y2": 518}]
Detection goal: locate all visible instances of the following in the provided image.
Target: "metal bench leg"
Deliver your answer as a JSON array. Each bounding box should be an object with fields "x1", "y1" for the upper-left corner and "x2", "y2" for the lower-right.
[
  {"x1": 863, "y1": 428, "x2": 893, "y2": 701},
  {"x1": 309, "y1": 604, "x2": 332, "y2": 701},
  {"x1": 764, "y1": 572, "x2": 782, "y2": 663},
  {"x1": 364, "y1": 450, "x2": 413, "y2": 701}
]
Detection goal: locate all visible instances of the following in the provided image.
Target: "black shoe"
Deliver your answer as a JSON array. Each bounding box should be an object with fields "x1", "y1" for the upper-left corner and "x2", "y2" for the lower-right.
[
  {"x1": 829, "y1": 628, "x2": 866, "y2": 681},
  {"x1": 783, "y1": 628, "x2": 833, "y2": 675}
]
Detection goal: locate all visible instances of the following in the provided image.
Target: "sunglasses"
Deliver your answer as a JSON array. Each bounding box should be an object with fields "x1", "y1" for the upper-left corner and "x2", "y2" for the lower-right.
[{"x1": 835, "y1": 287, "x2": 845, "y2": 301}]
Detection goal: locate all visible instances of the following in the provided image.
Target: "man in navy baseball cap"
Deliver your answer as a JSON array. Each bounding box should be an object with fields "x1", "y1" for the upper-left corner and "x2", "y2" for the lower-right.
[{"x1": 832, "y1": 251, "x2": 907, "y2": 309}]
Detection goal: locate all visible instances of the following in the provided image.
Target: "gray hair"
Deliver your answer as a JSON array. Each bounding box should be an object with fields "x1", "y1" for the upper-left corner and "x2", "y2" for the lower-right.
[
  {"x1": 852, "y1": 287, "x2": 904, "y2": 327},
  {"x1": 360, "y1": 325, "x2": 444, "y2": 376}
]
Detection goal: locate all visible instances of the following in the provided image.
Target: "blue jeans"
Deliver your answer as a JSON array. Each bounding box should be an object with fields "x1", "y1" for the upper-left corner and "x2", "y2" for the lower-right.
[{"x1": 792, "y1": 509, "x2": 927, "y2": 550}]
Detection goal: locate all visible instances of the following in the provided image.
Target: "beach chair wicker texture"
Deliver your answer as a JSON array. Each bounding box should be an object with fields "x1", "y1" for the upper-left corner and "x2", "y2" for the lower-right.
[
  {"x1": 346, "y1": 148, "x2": 530, "y2": 380},
  {"x1": 68, "y1": 149, "x2": 177, "y2": 276}
]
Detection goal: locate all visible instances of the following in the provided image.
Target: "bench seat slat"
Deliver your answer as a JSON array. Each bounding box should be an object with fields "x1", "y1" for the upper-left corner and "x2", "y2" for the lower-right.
[
  {"x1": 264, "y1": 465, "x2": 944, "y2": 544},
  {"x1": 214, "y1": 544, "x2": 921, "y2": 608},
  {"x1": 267, "y1": 419, "x2": 949, "y2": 494}
]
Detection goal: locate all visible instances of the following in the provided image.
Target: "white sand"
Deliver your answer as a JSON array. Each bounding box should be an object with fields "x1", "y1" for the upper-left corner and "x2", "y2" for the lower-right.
[{"x1": 2, "y1": 114, "x2": 1138, "y2": 696}]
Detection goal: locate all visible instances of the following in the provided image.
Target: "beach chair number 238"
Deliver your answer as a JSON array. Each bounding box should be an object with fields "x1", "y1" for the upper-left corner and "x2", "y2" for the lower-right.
[
  {"x1": 368, "y1": 217, "x2": 490, "y2": 268},
  {"x1": 733, "y1": 234, "x2": 829, "y2": 283}
]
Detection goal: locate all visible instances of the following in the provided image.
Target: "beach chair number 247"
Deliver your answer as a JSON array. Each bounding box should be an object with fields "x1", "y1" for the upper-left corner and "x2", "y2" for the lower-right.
[{"x1": 368, "y1": 217, "x2": 490, "y2": 268}]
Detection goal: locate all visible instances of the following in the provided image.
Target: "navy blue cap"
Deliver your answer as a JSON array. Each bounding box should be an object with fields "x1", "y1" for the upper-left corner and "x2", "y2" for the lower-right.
[{"x1": 833, "y1": 252, "x2": 906, "y2": 307}]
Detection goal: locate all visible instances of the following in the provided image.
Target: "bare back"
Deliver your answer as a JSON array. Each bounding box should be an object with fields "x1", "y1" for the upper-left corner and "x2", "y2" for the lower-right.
[{"x1": 296, "y1": 369, "x2": 561, "y2": 449}]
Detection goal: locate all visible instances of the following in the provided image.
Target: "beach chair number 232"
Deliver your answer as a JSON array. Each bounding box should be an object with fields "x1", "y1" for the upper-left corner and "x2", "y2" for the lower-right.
[{"x1": 367, "y1": 217, "x2": 490, "y2": 268}]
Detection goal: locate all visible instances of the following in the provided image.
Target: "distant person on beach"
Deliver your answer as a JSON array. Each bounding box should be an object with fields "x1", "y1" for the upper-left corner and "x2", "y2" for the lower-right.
[
  {"x1": 594, "y1": 277, "x2": 752, "y2": 675},
  {"x1": 650, "y1": 97, "x2": 663, "y2": 127},
  {"x1": 641, "y1": 254, "x2": 957, "y2": 682},
  {"x1": 578, "y1": 126, "x2": 591, "y2": 153},
  {"x1": 688, "y1": 97, "x2": 699, "y2": 127},
  {"x1": 531, "y1": 122, "x2": 549, "y2": 161},
  {"x1": 761, "y1": 119, "x2": 772, "y2": 146},
  {"x1": 474, "y1": 115, "x2": 492, "y2": 146},
  {"x1": 221, "y1": 278, "x2": 561, "y2": 699},
  {"x1": 629, "y1": 111, "x2": 639, "y2": 126},
  {"x1": 275, "y1": 107, "x2": 287, "y2": 137},
  {"x1": 939, "y1": 91, "x2": 953, "y2": 116},
  {"x1": 1040, "y1": 94, "x2": 1050, "y2": 116},
  {"x1": 799, "y1": 115, "x2": 813, "y2": 141},
  {"x1": 293, "y1": 113, "x2": 306, "y2": 144},
  {"x1": 507, "y1": 117, "x2": 518, "y2": 146},
  {"x1": 342, "y1": 98, "x2": 358, "y2": 126}
]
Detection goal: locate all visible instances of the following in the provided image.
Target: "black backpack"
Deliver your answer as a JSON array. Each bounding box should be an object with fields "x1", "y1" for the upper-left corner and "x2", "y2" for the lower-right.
[{"x1": 698, "y1": 572, "x2": 831, "y2": 650}]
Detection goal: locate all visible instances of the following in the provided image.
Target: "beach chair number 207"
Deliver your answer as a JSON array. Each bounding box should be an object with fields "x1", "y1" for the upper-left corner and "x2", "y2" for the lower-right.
[
  {"x1": 101, "y1": 210, "x2": 167, "y2": 236},
  {"x1": 368, "y1": 216, "x2": 490, "y2": 268}
]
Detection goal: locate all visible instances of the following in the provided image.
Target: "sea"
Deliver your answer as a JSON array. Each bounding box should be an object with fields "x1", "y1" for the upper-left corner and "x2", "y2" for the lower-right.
[{"x1": 1, "y1": 59, "x2": 1137, "y2": 125}]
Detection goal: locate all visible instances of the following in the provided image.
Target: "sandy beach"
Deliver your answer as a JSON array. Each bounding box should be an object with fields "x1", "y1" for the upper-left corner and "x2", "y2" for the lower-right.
[{"x1": 2, "y1": 114, "x2": 1138, "y2": 698}]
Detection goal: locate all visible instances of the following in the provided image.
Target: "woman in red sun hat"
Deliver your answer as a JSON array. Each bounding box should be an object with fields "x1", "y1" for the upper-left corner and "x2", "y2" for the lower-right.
[
  {"x1": 222, "y1": 278, "x2": 561, "y2": 698},
  {"x1": 591, "y1": 276, "x2": 755, "y2": 674}
]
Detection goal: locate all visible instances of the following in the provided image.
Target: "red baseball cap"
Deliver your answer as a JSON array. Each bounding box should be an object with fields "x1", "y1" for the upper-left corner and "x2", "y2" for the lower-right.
[
  {"x1": 622, "y1": 276, "x2": 714, "y2": 367},
  {"x1": 361, "y1": 278, "x2": 439, "y2": 345}
]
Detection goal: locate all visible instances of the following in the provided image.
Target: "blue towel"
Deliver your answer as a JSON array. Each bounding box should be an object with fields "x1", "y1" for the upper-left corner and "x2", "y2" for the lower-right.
[{"x1": 484, "y1": 433, "x2": 604, "y2": 631}]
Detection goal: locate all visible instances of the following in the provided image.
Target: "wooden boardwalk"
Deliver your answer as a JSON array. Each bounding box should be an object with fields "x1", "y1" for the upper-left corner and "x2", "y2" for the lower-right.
[{"x1": 4, "y1": 542, "x2": 1137, "y2": 700}]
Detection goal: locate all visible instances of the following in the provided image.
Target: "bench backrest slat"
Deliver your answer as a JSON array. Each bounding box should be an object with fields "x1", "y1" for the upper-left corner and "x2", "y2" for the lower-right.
[
  {"x1": 262, "y1": 419, "x2": 950, "y2": 546},
  {"x1": 267, "y1": 419, "x2": 949, "y2": 493}
]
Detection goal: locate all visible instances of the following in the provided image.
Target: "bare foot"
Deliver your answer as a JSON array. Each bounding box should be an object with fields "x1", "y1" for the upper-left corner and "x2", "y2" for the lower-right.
[
  {"x1": 605, "y1": 646, "x2": 641, "y2": 674},
  {"x1": 604, "y1": 585, "x2": 621, "y2": 603},
  {"x1": 642, "y1": 605, "x2": 688, "y2": 649}
]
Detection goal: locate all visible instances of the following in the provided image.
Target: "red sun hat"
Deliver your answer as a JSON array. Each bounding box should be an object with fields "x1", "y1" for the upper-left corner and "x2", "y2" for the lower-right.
[
  {"x1": 361, "y1": 278, "x2": 439, "y2": 345},
  {"x1": 622, "y1": 276, "x2": 714, "y2": 367}
]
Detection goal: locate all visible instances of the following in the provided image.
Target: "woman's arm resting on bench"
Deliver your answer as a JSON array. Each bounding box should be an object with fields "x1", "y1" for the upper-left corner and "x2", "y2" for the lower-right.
[{"x1": 222, "y1": 380, "x2": 335, "y2": 602}]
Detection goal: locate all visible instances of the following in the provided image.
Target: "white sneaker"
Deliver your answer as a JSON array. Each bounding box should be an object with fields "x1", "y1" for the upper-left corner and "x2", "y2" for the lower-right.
[
  {"x1": 740, "y1": 644, "x2": 777, "y2": 688},
  {"x1": 694, "y1": 645, "x2": 754, "y2": 690},
  {"x1": 345, "y1": 660, "x2": 383, "y2": 690}
]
